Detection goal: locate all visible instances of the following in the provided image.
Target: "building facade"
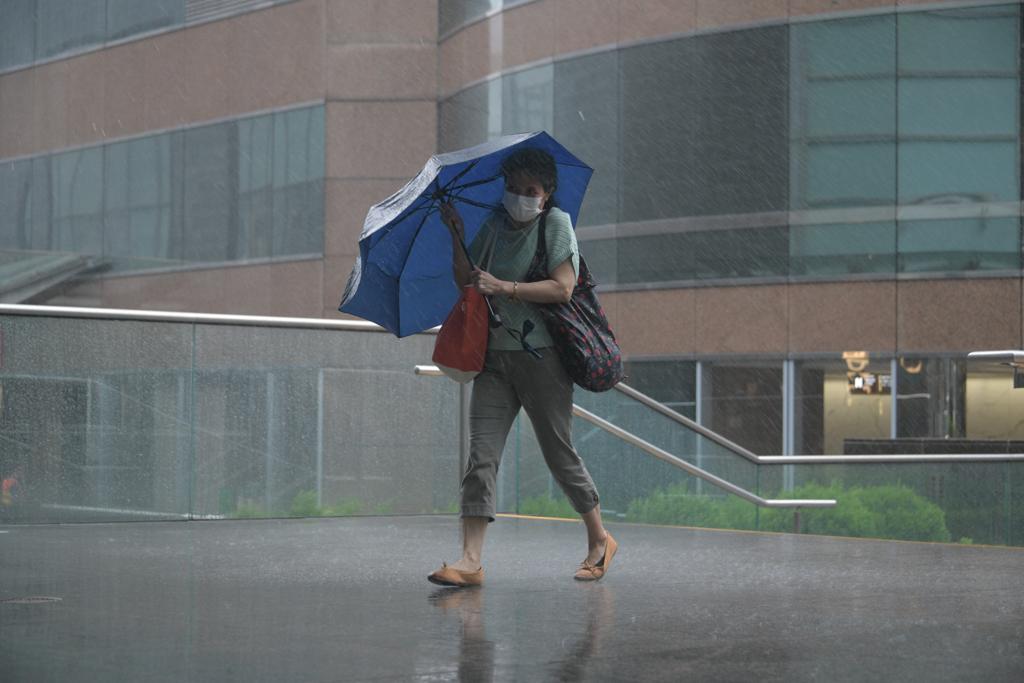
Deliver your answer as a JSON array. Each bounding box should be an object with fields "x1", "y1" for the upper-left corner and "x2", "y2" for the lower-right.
[{"x1": 2, "y1": 0, "x2": 1023, "y2": 459}]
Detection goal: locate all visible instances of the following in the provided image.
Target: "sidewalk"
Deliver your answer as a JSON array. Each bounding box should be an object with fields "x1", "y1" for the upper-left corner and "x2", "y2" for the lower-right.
[{"x1": 1, "y1": 515, "x2": 1022, "y2": 681}]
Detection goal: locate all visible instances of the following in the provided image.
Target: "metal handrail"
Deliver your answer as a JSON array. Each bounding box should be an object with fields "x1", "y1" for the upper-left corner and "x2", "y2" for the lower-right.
[
  {"x1": 6, "y1": 304, "x2": 1014, "y2": 466},
  {"x1": 614, "y1": 382, "x2": 761, "y2": 463},
  {"x1": 572, "y1": 405, "x2": 835, "y2": 510},
  {"x1": 0, "y1": 303, "x2": 437, "y2": 334},
  {"x1": 415, "y1": 365, "x2": 836, "y2": 512},
  {"x1": 613, "y1": 382, "x2": 1024, "y2": 464}
]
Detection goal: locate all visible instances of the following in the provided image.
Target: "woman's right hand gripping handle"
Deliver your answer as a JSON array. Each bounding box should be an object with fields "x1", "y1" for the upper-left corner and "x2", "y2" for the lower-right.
[{"x1": 441, "y1": 202, "x2": 471, "y2": 288}]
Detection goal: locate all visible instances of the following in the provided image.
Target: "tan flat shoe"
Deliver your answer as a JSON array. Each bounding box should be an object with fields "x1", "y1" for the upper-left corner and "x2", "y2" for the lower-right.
[
  {"x1": 574, "y1": 533, "x2": 618, "y2": 582},
  {"x1": 428, "y1": 563, "x2": 484, "y2": 587}
]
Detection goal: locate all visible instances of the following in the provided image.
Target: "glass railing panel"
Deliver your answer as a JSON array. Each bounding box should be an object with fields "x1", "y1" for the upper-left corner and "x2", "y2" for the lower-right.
[
  {"x1": 0, "y1": 315, "x2": 194, "y2": 522},
  {"x1": 499, "y1": 409, "x2": 763, "y2": 531},
  {"x1": 191, "y1": 325, "x2": 460, "y2": 519},
  {"x1": 572, "y1": 388, "x2": 760, "y2": 493},
  {"x1": 757, "y1": 461, "x2": 1022, "y2": 546}
]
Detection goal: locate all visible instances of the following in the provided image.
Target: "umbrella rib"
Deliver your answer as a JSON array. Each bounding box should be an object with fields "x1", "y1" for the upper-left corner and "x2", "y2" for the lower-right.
[
  {"x1": 447, "y1": 174, "x2": 501, "y2": 192},
  {"x1": 452, "y1": 196, "x2": 500, "y2": 211},
  {"x1": 439, "y1": 159, "x2": 480, "y2": 196}
]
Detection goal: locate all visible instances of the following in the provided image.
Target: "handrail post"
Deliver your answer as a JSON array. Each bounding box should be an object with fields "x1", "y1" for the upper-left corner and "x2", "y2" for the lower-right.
[{"x1": 794, "y1": 508, "x2": 801, "y2": 534}]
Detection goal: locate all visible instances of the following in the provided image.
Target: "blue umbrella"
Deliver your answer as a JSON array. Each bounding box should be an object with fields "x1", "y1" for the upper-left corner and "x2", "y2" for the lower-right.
[{"x1": 338, "y1": 131, "x2": 594, "y2": 337}]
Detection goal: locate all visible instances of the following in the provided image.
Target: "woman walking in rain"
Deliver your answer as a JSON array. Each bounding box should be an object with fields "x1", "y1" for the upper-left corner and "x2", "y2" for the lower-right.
[{"x1": 428, "y1": 148, "x2": 617, "y2": 587}]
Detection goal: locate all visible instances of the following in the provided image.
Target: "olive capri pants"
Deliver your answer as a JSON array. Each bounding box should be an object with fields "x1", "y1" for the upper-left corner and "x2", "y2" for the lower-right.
[{"x1": 460, "y1": 349, "x2": 600, "y2": 521}]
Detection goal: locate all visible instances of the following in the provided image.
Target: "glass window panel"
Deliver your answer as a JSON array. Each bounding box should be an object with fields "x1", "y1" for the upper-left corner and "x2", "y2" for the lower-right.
[
  {"x1": 272, "y1": 107, "x2": 324, "y2": 256},
  {"x1": 501, "y1": 65, "x2": 553, "y2": 136},
  {"x1": 803, "y1": 80, "x2": 895, "y2": 138},
  {"x1": 898, "y1": 5, "x2": 1020, "y2": 207},
  {"x1": 238, "y1": 116, "x2": 274, "y2": 259},
  {"x1": 183, "y1": 122, "x2": 236, "y2": 262},
  {"x1": 802, "y1": 143, "x2": 896, "y2": 209},
  {"x1": 622, "y1": 360, "x2": 697, "y2": 418},
  {"x1": 790, "y1": 15, "x2": 895, "y2": 212},
  {"x1": 51, "y1": 147, "x2": 104, "y2": 255},
  {"x1": 705, "y1": 362, "x2": 784, "y2": 456},
  {"x1": 899, "y1": 5, "x2": 1018, "y2": 73},
  {"x1": 898, "y1": 216, "x2": 1020, "y2": 273},
  {"x1": 790, "y1": 222, "x2": 895, "y2": 277},
  {"x1": 795, "y1": 13, "x2": 895, "y2": 78},
  {"x1": 572, "y1": 378, "x2": 760, "y2": 503},
  {"x1": 35, "y1": 0, "x2": 106, "y2": 59},
  {"x1": 898, "y1": 142, "x2": 1017, "y2": 204},
  {"x1": 439, "y1": 81, "x2": 491, "y2": 152},
  {"x1": 28, "y1": 157, "x2": 52, "y2": 251},
  {"x1": 273, "y1": 106, "x2": 323, "y2": 187},
  {"x1": 615, "y1": 232, "x2": 693, "y2": 284},
  {"x1": 900, "y1": 79, "x2": 1017, "y2": 137},
  {"x1": 690, "y1": 27, "x2": 788, "y2": 216},
  {"x1": 190, "y1": 325, "x2": 454, "y2": 519},
  {"x1": 620, "y1": 27, "x2": 787, "y2": 222},
  {"x1": 0, "y1": 316, "x2": 195, "y2": 521},
  {"x1": 104, "y1": 134, "x2": 178, "y2": 269},
  {"x1": 619, "y1": 38, "x2": 697, "y2": 222},
  {"x1": 966, "y1": 366, "x2": 1024, "y2": 440},
  {"x1": 897, "y1": 357, "x2": 966, "y2": 439},
  {"x1": 438, "y1": 0, "x2": 500, "y2": 36},
  {"x1": 553, "y1": 52, "x2": 619, "y2": 228},
  {"x1": 578, "y1": 237, "x2": 617, "y2": 286},
  {"x1": 0, "y1": 159, "x2": 34, "y2": 250},
  {"x1": 694, "y1": 226, "x2": 789, "y2": 280},
  {"x1": 796, "y1": 357, "x2": 893, "y2": 455},
  {"x1": 0, "y1": 0, "x2": 36, "y2": 70},
  {"x1": 106, "y1": 0, "x2": 184, "y2": 41}
]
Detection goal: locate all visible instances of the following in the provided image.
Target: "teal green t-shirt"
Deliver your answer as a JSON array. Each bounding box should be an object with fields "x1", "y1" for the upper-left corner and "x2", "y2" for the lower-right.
[{"x1": 469, "y1": 207, "x2": 579, "y2": 350}]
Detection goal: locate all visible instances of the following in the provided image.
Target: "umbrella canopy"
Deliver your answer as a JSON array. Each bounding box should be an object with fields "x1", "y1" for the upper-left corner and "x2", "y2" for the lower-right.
[{"x1": 338, "y1": 131, "x2": 594, "y2": 337}]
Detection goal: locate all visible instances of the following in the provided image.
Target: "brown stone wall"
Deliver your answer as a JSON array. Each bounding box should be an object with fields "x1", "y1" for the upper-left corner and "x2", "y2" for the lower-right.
[
  {"x1": 322, "y1": 0, "x2": 439, "y2": 319},
  {"x1": 600, "y1": 278, "x2": 1024, "y2": 358},
  {"x1": 0, "y1": 0, "x2": 326, "y2": 160}
]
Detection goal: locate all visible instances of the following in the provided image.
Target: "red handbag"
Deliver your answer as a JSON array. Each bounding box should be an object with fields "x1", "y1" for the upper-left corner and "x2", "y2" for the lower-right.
[{"x1": 432, "y1": 285, "x2": 489, "y2": 383}]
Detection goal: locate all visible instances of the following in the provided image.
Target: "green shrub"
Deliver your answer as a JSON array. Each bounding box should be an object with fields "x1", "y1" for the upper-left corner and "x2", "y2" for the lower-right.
[
  {"x1": 323, "y1": 498, "x2": 363, "y2": 516},
  {"x1": 518, "y1": 494, "x2": 578, "y2": 519},
  {"x1": 760, "y1": 482, "x2": 880, "y2": 538},
  {"x1": 435, "y1": 500, "x2": 460, "y2": 514},
  {"x1": 855, "y1": 485, "x2": 950, "y2": 542},
  {"x1": 625, "y1": 481, "x2": 952, "y2": 542},
  {"x1": 233, "y1": 504, "x2": 265, "y2": 519},
  {"x1": 287, "y1": 491, "x2": 381, "y2": 517},
  {"x1": 372, "y1": 500, "x2": 395, "y2": 515},
  {"x1": 624, "y1": 484, "x2": 758, "y2": 529},
  {"x1": 290, "y1": 490, "x2": 321, "y2": 517}
]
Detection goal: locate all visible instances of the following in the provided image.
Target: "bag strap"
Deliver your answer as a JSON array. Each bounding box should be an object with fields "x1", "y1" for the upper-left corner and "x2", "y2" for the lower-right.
[
  {"x1": 525, "y1": 212, "x2": 549, "y2": 281},
  {"x1": 525, "y1": 211, "x2": 594, "y2": 292}
]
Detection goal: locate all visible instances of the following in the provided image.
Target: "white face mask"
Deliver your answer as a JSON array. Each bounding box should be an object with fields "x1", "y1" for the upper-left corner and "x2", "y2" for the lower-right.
[{"x1": 502, "y1": 190, "x2": 545, "y2": 223}]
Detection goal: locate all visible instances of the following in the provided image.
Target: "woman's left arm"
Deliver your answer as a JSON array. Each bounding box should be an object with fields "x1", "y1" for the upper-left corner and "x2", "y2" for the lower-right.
[{"x1": 470, "y1": 258, "x2": 575, "y2": 304}]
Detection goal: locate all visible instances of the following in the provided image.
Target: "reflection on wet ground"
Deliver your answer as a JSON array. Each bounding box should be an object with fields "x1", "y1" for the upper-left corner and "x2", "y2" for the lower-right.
[{"x1": 1, "y1": 515, "x2": 1022, "y2": 681}]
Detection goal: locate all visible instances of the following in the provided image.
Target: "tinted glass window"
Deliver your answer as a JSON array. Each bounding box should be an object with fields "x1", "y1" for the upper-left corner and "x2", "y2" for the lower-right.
[
  {"x1": 51, "y1": 147, "x2": 104, "y2": 254},
  {"x1": 554, "y1": 52, "x2": 619, "y2": 228},
  {"x1": 104, "y1": 134, "x2": 181, "y2": 269},
  {"x1": 106, "y1": 0, "x2": 184, "y2": 41},
  {"x1": 0, "y1": 0, "x2": 36, "y2": 70},
  {"x1": 36, "y1": 0, "x2": 106, "y2": 59}
]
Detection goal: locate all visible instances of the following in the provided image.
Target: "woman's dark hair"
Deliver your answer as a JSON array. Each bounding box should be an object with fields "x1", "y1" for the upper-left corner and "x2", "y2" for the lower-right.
[{"x1": 500, "y1": 148, "x2": 558, "y2": 208}]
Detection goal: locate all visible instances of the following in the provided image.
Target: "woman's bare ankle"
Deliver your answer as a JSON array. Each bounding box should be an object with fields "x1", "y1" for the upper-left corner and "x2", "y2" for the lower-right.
[{"x1": 449, "y1": 556, "x2": 482, "y2": 572}]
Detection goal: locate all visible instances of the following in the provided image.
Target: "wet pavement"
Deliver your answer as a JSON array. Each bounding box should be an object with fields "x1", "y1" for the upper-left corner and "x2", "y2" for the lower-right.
[{"x1": 1, "y1": 515, "x2": 1022, "y2": 682}]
